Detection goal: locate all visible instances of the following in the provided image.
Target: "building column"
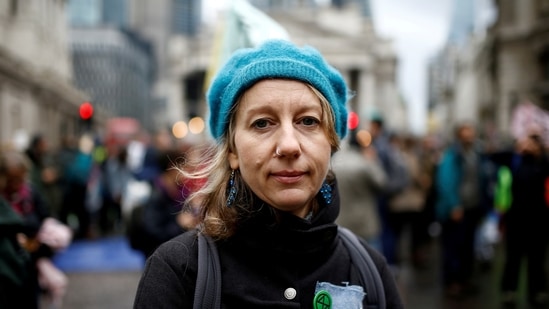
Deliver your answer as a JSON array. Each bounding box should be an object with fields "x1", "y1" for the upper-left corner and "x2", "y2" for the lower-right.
[{"x1": 358, "y1": 67, "x2": 375, "y2": 124}]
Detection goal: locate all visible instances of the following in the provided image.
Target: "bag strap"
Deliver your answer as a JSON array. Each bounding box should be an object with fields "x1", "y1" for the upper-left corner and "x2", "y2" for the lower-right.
[
  {"x1": 338, "y1": 226, "x2": 386, "y2": 309},
  {"x1": 194, "y1": 232, "x2": 221, "y2": 309}
]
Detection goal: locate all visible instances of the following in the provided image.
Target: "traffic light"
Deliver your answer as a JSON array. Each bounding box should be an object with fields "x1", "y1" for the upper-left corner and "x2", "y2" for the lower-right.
[
  {"x1": 79, "y1": 102, "x2": 94, "y2": 132},
  {"x1": 348, "y1": 111, "x2": 359, "y2": 130},
  {"x1": 79, "y1": 102, "x2": 94, "y2": 120}
]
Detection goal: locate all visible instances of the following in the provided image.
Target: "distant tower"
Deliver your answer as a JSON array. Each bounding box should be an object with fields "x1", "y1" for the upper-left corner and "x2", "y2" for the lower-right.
[
  {"x1": 172, "y1": 0, "x2": 202, "y2": 37},
  {"x1": 249, "y1": 0, "x2": 316, "y2": 10},
  {"x1": 447, "y1": 0, "x2": 475, "y2": 45},
  {"x1": 102, "y1": 0, "x2": 128, "y2": 27},
  {"x1": 68, "y1": 0, "x2": 128, "y2": 27},
  {"x1": 356, "y1": 0, "x2": 373, "y2": 18},
  {"x1": 331, "y1": 0, "x2": 371, "y2": 16}
]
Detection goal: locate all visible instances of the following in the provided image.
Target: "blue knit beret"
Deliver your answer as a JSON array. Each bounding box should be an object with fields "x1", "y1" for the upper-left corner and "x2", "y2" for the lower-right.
[{"x1": 207, "y1": 39, "x2": 349, "y2": 140}]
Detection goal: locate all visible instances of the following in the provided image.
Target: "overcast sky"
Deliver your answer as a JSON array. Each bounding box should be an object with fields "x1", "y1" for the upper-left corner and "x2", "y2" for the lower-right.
[
  {"x1": 370, "y1": 0, "x2": 453, "y2": 133},
  {"x1": 202, "y1": 0, "x2": 495, "y2": 134}
]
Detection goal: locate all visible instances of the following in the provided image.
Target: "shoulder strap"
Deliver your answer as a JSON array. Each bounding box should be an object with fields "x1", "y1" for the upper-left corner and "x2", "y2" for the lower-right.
[
  {"x1": 338, "y1": 226, "x2": 386, "y2": 309},
  {"x1": 194, "y1": 232, "x2": 222, "y2": 309}
]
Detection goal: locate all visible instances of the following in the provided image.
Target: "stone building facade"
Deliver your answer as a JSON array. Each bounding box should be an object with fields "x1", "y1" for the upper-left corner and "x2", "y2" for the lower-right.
[
  {"x1": 0, "y1": 0, "x2": 90, "y2": 149},
  {"x1": 490, "y1": 0, "x2": 549, "y2": 137},
  {"x1": 428, "y1": 0, "x2": 549, "y2": 143},
  {"x1": 167, "y1": 1, "x2": 406, "y2": 138}
]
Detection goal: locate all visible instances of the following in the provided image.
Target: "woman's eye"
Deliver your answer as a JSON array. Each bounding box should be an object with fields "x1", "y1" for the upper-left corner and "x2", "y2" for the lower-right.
[
  {"x1": 252, "y1": 119, "x2": 269, "y2": 129},
  {"x1": 301, "y1": 117, "x2": 319, "y2": 126}
]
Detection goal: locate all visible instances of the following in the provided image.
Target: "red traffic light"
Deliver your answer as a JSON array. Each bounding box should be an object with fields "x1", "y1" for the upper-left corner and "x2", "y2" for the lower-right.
[
  {"x1": 348, "y1": 111, "x2": 359, "y2": 130},
  {"x1": 79, "y1": 102, "x2": 94, "y2": 120}
]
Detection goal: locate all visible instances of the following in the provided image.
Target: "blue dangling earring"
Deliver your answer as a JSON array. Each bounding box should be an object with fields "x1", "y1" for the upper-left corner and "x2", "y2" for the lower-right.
[
  {"x1": 226, "y1": 169, "x2": 237, "y2": 207},
  {"x1": 320, "y1": 181, "x2": 332, "y2": 205}
]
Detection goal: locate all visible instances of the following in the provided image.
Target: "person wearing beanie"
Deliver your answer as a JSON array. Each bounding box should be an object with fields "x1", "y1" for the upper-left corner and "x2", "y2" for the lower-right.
[{"x1": 134, "y1": 39, "x2": 403, "y2": 308}]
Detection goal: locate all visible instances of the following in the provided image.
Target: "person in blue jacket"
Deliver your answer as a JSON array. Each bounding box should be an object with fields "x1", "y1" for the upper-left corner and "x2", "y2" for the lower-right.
[{"x1": 435, "y1": 122, "x2": 494, "y2": 298}]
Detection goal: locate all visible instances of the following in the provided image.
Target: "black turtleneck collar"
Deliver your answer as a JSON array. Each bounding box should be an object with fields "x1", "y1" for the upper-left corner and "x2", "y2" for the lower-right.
[{"x1": 221, "y1": 180, "x2": 341, "y2": 260}]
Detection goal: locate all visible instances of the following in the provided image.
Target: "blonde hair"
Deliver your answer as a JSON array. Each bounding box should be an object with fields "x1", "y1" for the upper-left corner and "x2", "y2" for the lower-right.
[{"x1": 183, "y1": 82, "x2": 341, "y2": 240}]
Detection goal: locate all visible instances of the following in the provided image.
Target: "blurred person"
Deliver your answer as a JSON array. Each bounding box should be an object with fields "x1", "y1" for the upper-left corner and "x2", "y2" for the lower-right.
[
  {"x1": 368, "y1": 115, "x2": 409, "y2": 198},
  {"x1": 386, "y1": 134, "x2": 431, "y2": 269},
  {"x1": 134, "y1": 40, "x2": 403, "y2": 308},
  {"x1": 0, "y1": 150, "x2": 72, "y2": 308},
  {"x1": 435, "y1": 122, "x2": 494, "y2": 298},
  {"x1": 414, "y1": 133, "x2": 443, "y2": 267},
  {"x1": 0, "y1": 195, "x2": 37, "y2": 308},
  {"x1": 491, "y1": 133, "x2": 549, "y2": 307},
  {"x1": 121, "y1": 130, "x2": 173, "y2": 231},
  {"x1": 53, "y1": 135, "x2": 79, "y2": 215},
  {"x1": 126, "y1": 131, "x2": 150, "y2": 178},
  {"x1": 59, "y1": 134, "x2": 94, "y2": 239},
  {"x1": 24, "y1": 134, "x2": 62, "y2": 217},
  {"x1": 83, "y1": 140, "x2": 109, "y2": 237},
  {"x1": 332, "y1": 128, "x2": 387, "y2": 251},
  {"x1": 100, "y1": 144, "x2": 133, "y2": 235},
  {"x1": 368, "y1": 115, "x2": 410, "y2": 271},
  {"x1": 128, "y1": 148, "x2": 190, "y2": 258},
  {"x1": 134, "y1": 129, "x2": 175, "y2": 184}
]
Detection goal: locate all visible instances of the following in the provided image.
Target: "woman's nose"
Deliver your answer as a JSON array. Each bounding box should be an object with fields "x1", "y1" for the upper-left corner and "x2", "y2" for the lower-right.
[{"x1": 275, "y1": 123, "x2": 302, "y2": 158}]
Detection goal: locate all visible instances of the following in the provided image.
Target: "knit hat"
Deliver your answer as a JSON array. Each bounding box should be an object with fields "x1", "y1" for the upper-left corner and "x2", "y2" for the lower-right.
[{"x1": 207, "y1": 39, "x2": 350, "y2": 140}]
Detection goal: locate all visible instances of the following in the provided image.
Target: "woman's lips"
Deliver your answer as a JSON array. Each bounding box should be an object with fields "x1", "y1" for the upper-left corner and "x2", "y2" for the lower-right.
[{"x1": 271, "y1": 171, "x2": 305, "y2": 184}]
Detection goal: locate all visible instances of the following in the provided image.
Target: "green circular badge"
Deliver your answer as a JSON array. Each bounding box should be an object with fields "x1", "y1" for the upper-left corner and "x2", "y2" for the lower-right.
[{"x1": 313, "y1": 290, "x2": 332, "y2": 309}]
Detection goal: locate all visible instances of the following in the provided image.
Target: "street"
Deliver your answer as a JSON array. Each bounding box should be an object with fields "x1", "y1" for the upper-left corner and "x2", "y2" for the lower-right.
[{"x1": 54, "y1": 233, "x2": 543, "y2": 309}]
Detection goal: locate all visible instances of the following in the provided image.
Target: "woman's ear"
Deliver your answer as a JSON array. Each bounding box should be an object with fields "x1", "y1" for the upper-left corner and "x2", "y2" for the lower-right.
[{"x1": 228, "y1": 150, "x2": 239, "y2": 170}]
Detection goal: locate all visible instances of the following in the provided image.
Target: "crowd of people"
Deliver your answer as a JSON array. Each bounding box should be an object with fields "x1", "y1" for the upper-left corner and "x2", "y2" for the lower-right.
[
  {"x1": 0, "y1": 129, "x2": 205, "y2": 308},
  {"x1": 1, "y1": 39, "x2": 549, "y2": 309},
  {"x1": 342, "y1": 118, "x2": 549, "y2": 307}
]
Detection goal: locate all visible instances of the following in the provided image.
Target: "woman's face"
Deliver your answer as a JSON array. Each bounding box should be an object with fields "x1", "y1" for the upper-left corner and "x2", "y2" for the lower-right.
[{"x1": 228, "y1": 79, "x2": 332, "y2": 218}]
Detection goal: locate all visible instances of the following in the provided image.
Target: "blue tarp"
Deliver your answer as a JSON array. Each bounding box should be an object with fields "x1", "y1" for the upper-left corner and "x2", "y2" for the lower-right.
[{"x1": 53, "y1": 236, "x2": 145, "y2": 272}]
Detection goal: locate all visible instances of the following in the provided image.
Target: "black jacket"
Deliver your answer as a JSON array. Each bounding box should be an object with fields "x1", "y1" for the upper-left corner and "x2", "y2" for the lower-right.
[
  {"x1": 134, "y1": 184, "x2": 404, "y2": 308},
  {"x1": 0, "y1": 197, "x2": 39, "y2": 309},
  {"x1": 491, "y1": 151, "x2": 549, "y2": 225}
]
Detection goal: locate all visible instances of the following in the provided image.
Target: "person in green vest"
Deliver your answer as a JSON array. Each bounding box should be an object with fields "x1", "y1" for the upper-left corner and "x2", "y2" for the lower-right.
[{"x1": 491, "y1": 133, "x2": 549, "y2": 307}]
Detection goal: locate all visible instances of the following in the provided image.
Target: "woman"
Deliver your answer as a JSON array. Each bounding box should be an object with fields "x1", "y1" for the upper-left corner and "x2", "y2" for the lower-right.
[
  {"x1": 0, "y1": 150, "x2": 71, "y2": 308},
  {"x1": 134, "y1": 39, "x2": 403, "y2": 308}
]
